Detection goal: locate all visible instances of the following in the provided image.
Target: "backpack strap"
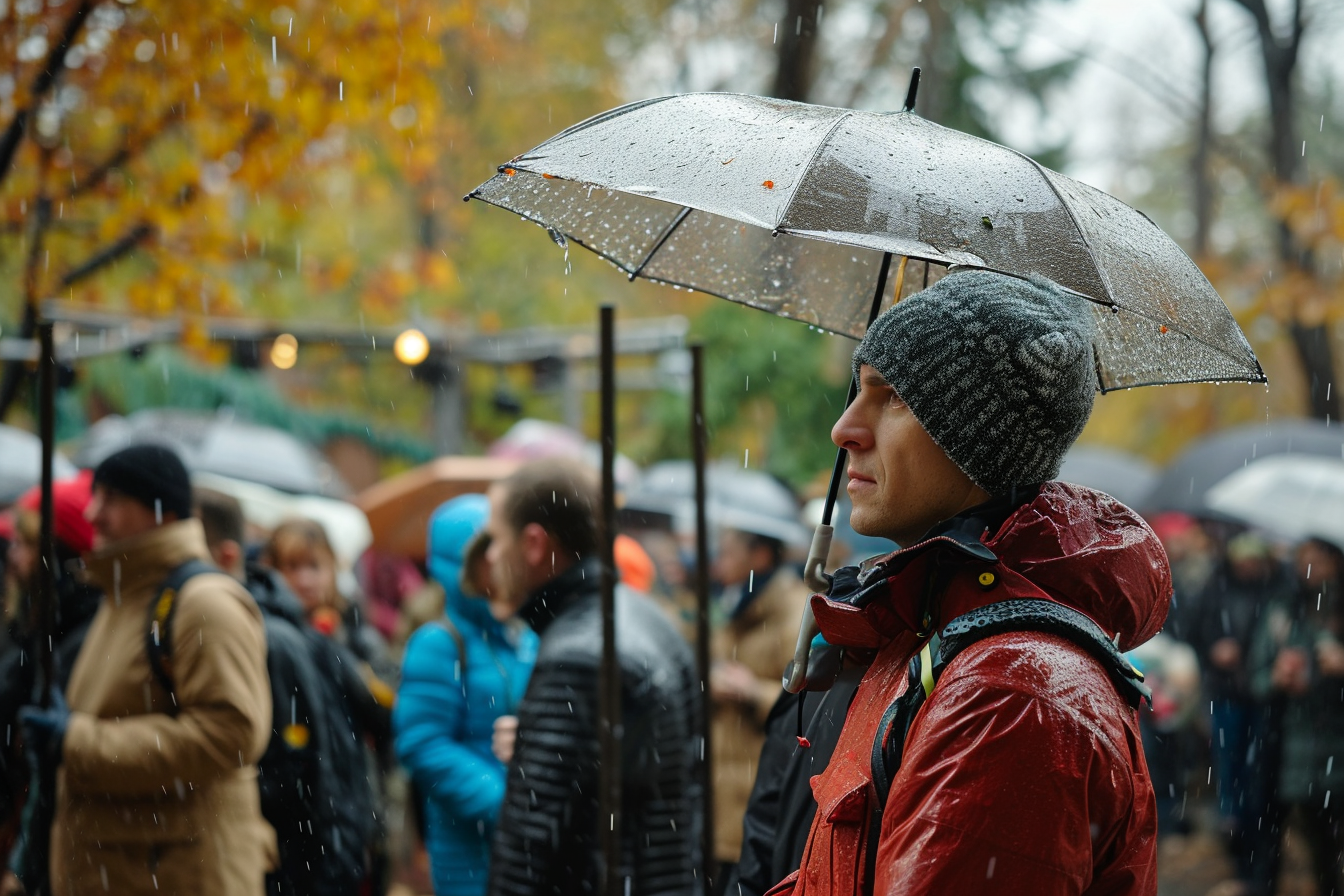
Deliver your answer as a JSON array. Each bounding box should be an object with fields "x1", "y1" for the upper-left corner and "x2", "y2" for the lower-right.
[
  {"x1": 861, "y1": 599, "x2": 1151, "y2": 893},
  {"x1": 145, "y1": 559, "x2": 215, "y2": 713},
  {"x1": 434, "y1": 617, "x2": 469, "y2": 694}
]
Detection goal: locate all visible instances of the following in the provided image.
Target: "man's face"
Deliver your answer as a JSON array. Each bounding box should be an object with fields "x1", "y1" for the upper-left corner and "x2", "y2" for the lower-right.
[
  {"x1": 832, "y1": 364, "x2": 989, "y2": 546},
  {"x1": 484, "y1": 485, "x2": 532, "y2": 621},
  {"x1": 86, "y1": 485, "x2": 164, "y2": 548}
]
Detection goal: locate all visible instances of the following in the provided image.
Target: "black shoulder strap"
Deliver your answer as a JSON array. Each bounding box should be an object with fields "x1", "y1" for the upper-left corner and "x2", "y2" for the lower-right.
[
  {"x1": 145, "y1": 559, "x2": 215, "y2": 712},
  {"x1": 862, "y1": 599, "x2": 1151, "y2": 892}
]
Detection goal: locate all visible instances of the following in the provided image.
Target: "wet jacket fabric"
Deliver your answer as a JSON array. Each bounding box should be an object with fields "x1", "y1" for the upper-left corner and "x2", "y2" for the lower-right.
[
  {"x1": 783, "y1": 483, "x2": 1169, "y2": 896},
  {"x1": 732, "y1": 663, "x2": 866, "y2": 896},
  {"x1": 50, "y1": 520, "x2": 275, "y2": 896},
  {"x1": 488, "y1": 557, "x2": 700, "y2": 896},
  {"x1": 712, "y1": 566, "x2": 810, "y2": 862},
  {"x1": 395, "y1": 496, "x2": 538, "y2": 896}
]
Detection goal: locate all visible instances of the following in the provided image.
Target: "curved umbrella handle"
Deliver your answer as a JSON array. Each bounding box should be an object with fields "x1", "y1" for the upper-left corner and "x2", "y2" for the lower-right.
[{"x1": 782, "y1": 522, "x2": 832, "y2": 693}]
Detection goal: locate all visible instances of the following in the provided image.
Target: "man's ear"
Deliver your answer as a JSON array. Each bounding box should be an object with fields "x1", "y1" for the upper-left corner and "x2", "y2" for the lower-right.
[{"x1": 518, "y1": 522, "x2": 555, "y2": 570}]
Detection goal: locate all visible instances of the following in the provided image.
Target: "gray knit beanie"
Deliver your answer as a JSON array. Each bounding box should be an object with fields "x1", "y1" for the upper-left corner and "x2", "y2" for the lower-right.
[{"x1": 851, "y1": 270, "x2": 1097, "y2": 495}]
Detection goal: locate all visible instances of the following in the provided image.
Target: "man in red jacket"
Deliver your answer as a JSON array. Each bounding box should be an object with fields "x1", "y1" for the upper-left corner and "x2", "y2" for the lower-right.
[{"x1": 782, "y1": 270, "x2": 1169, "y2": 896}]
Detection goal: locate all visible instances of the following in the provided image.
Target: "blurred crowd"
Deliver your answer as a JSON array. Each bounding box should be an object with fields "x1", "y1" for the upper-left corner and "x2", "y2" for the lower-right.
[
  {"x1": 0, "y1": 441, "x2": 840, "y2": 896},
  {"x1": 1137, "y1": 513, "x2": 1344, "y2": 896},
  {"x1": 1, "y1": 436, "x2": 1340, "y2": 896}
]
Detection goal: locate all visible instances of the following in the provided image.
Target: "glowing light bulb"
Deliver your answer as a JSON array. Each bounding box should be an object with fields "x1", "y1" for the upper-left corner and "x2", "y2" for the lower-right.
[
  {"x1": 394, "y1": 328, "x2": 430, "y2": 366},
  {"x1": 271, "y1": 333, "x2": 298, "y2": 369}
]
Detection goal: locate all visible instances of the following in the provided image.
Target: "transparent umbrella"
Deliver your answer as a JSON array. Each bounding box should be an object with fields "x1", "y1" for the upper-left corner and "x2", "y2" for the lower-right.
[{"x1": 467, "y1": 88, "x2": 1263, "y2": 391}]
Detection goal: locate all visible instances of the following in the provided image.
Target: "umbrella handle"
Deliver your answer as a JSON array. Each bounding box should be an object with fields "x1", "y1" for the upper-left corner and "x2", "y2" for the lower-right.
[
  {"x1": 782, "y1": 603, "x2": 819, "y2": 694},
  {"x1": 782, "y1": 522, "x2": 832, "y2": 693}
]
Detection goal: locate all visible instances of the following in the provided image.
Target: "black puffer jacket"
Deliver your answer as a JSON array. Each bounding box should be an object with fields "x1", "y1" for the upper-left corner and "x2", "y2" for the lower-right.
[{"x1": 489, "y1": 557, "x2": 701, "y2": 896}]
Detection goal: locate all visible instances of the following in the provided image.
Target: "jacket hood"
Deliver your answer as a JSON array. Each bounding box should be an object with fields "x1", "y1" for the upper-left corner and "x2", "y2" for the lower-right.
[
  {"x1": 244, "y1": 564, "x2": 308, "y2": 627},
  {"x1": 815, "y1": 482, "x2": 1170, "y2": 653},
  {"x1": 426, "y1": 494, "x2": 492, "y2": 628}
]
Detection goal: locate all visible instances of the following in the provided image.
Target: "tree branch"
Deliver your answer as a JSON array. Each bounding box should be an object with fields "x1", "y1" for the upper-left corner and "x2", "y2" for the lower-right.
[{"x1": 0, "y1": 0, "x2": 95, "y2": 189}]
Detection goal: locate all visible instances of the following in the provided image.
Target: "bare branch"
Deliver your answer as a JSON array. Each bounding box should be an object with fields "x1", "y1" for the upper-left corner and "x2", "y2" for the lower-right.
[{"x1": 0, "y1": 0, "x2": 96, "y2": 188}]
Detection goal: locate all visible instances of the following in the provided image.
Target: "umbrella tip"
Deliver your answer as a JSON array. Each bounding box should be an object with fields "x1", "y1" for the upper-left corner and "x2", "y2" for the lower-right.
[{"x1": 902, "y1": 67, "x2": 921, "y2": 113}]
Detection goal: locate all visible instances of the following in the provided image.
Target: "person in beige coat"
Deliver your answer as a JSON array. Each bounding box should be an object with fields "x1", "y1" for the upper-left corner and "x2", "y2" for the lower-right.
[
  {"x1": 709, "y1": 527, "x2": 809, "y2": 875},
  {"x1": 20, "y1": 444, "x2": 274, "y2": 896}
]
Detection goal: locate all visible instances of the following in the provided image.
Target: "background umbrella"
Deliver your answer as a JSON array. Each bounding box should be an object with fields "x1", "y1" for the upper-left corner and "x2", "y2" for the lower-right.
[
  {"x1": 1204, "y1": 455, "x2": 1344, "y2": 547},
  {"x1": 621, "y1": 459, "x2": 810, "y2": 547},
  {"x1": 76, "y1": 409, "x2": 349, "y2": 497},
  {"x1": 1057, "y1": 446, "x2": 1158, "y2": 510},
  {"x1": 355, "y1": 455, "x2": 520, "y2": 559},
  {"x1": 0, "y1": 423, "x2": 76, "y2": 505},
  {"x1": 1146, "y1": 420, "x2": 1344, "y2": 515}
]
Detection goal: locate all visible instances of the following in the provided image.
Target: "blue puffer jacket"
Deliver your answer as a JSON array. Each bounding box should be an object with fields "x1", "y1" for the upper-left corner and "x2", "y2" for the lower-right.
[{"x1": 394, "y1": 495, "x2": 537, "y2": 896}]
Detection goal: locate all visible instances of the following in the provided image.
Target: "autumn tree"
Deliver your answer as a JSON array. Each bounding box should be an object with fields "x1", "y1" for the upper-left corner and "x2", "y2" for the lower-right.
[{"x1": 0, "y1": 0, "x2": 482, "y2": 418}]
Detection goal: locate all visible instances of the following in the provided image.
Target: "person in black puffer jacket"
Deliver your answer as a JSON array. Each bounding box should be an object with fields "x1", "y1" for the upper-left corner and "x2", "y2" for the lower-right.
[{"x1": 484, "y1": 460, "x2": 701, "y2": 896}]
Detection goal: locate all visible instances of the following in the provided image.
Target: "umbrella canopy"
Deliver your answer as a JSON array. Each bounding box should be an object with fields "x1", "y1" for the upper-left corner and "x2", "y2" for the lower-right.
[
  {"x1": 356, "y1": 456, "x2": 520, "y2": 559},
  {"x1": 621, "y1": 460, "x2": 810, "y2": 548},
  {"x1": 468, "y1": 92, "x2": 1263, "y2": 391},
  {"x1": 194, "y1": 471, "x2": 372, "y2": 572},
  {"x1": 488, "y1": 418, "x2": 642, "y2": 488},
  {"x1": 1204, "y1": 455, "x2": 1344, "y2": 547},
  {"x1": 0, "y1": 423, "x2": 77, "y2": 505},
  {"x1": 1057, "y1": 446, "x2": 1158, "y2": 510},
  {"x1": 76, "y1": 410, "x2": 349, "y2": 497},
  {"x1": 1146, "y1": 420, "x2": 1344, "y2": 515}
]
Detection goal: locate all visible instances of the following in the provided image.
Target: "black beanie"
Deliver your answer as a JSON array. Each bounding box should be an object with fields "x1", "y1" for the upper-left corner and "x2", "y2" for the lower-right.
[{"x1": 92, "y1": 443, "x2": 193, "y2": 522}]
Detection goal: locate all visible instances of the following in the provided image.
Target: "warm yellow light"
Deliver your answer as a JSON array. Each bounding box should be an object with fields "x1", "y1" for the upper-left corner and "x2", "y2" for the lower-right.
[
  {"x1": 394, "y1": 328, "x2": 430, "y2": 366},
  {"x1": 271, "y1": 333, "x2": 298, "y2": 369}
]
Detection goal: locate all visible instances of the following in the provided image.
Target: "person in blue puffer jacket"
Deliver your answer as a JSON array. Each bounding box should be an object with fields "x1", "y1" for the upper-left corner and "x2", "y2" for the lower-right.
[{"x1": 394, "y1": 494, "x2": 537, "y2": 896}]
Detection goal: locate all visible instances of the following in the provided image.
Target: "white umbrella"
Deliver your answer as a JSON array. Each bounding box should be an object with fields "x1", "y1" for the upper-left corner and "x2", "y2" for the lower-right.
[
  {"x1": 1204, "y1": 455, "x2": 1344, "y2": 546},
  {"x1": 193, "y1": 471, "x2": 372, "y2": 572}
]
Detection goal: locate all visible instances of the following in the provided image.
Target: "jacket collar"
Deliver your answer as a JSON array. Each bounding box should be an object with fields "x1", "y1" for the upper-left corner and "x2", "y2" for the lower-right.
[
  {"x1": 519, "y1": 555, "x2": 603, "y2": 635},
  {"x1": 816, "y1": 488, "x2": 1040, "y2": 648},
  {"x1": 83, "y1": 518, "x2": 212, "y2": 601}
]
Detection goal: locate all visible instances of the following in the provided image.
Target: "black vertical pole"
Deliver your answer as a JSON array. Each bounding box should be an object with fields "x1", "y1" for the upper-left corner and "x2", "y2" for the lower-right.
[
  {"x1": 36, "y1": 321, "x2": 57, "y2": 707},
  {"x1": 690, "y1": 343, "x2": 714, "y2": 889},
  {"x1": 597, "y1": 305, "x2": 622, "y2": 896}
]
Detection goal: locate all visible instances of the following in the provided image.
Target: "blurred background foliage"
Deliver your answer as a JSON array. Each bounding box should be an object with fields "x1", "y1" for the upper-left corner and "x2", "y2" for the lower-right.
[{"x1": 0, "y1": 0, "x2": 1341, "y2": 491}]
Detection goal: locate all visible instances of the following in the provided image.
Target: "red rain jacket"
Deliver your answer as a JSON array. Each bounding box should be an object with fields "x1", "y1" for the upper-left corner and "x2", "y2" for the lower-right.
[{"x1": 780, "y1": 482, "x2": 1170, "y2": 896}]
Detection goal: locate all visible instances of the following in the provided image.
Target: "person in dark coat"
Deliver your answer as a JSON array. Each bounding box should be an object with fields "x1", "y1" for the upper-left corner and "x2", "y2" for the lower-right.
[
  {"x1": 1, "y1": 474, "x2": 100, "y2": 896},
  {"x1": 1249, "y1": 537, "x2": 1344, "y2": 896},
  {"x1": 484, "y1": 459, "x2": 700, "y2": 896},
  {"x1": 780, "y1": 271, "x2": 1168, "y2": 896},
  {"x1": 196, "y1": 488, "x2": 371, "y2": 896}
]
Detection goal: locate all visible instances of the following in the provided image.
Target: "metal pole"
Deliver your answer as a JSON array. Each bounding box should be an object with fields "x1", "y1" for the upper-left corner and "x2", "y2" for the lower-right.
[
  {"x1": 784, "y1": 252, "x2": 897, "y2": 694},
  {"x1": 36, "y1": 321, "x2": 56, "y2": 707},
  {"x1": 690, "y1": 343, "x2": 714, "y2": 889},
  {"x1": 597, "y1": 304, "x2": 622, "y2": 896}
]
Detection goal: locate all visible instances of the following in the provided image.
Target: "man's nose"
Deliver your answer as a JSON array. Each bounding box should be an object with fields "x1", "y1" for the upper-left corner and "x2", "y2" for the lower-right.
[{"x1": 831, "y1": 403, "x2": 870, "y2": 451}]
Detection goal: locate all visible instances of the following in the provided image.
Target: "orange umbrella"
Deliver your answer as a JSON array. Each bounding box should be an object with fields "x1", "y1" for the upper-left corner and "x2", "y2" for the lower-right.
[{"x1": 356, "y1": 456, "x2": 520, "y2": 559}]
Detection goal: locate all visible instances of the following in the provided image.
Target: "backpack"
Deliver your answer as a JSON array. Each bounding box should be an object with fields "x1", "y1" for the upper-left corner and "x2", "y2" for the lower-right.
[
  {"x1": 144, "y1": 559, "x2": 214, "y2": 712},
  {"x1": 147, "y1": 562, "x2": 372, "y2": 895},
  {"x1": 861, "y1": 598, "x2": 1151, "y2": 893}
]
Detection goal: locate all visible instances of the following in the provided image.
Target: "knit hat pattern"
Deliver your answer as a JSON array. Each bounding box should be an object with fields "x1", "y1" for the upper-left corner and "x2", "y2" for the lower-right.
[
  {"x1": 92, "y1": 443, "x2": 194, "y2": 521},
  {"x1": 852, "y1": 270, "x2": 1097, "y2": 495}
]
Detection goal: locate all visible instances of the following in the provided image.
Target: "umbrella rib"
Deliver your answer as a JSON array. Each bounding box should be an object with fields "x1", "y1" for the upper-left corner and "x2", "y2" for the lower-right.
[
  {"x1": 628, "y1": 206, "x2": 694, "y2": 282},
  {"x1": 1008, "y1": 151, "x2": 1118, "y2": 310},
  {"x1": 774, "y1": 110, "x2": 855, "y2": 232}
]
